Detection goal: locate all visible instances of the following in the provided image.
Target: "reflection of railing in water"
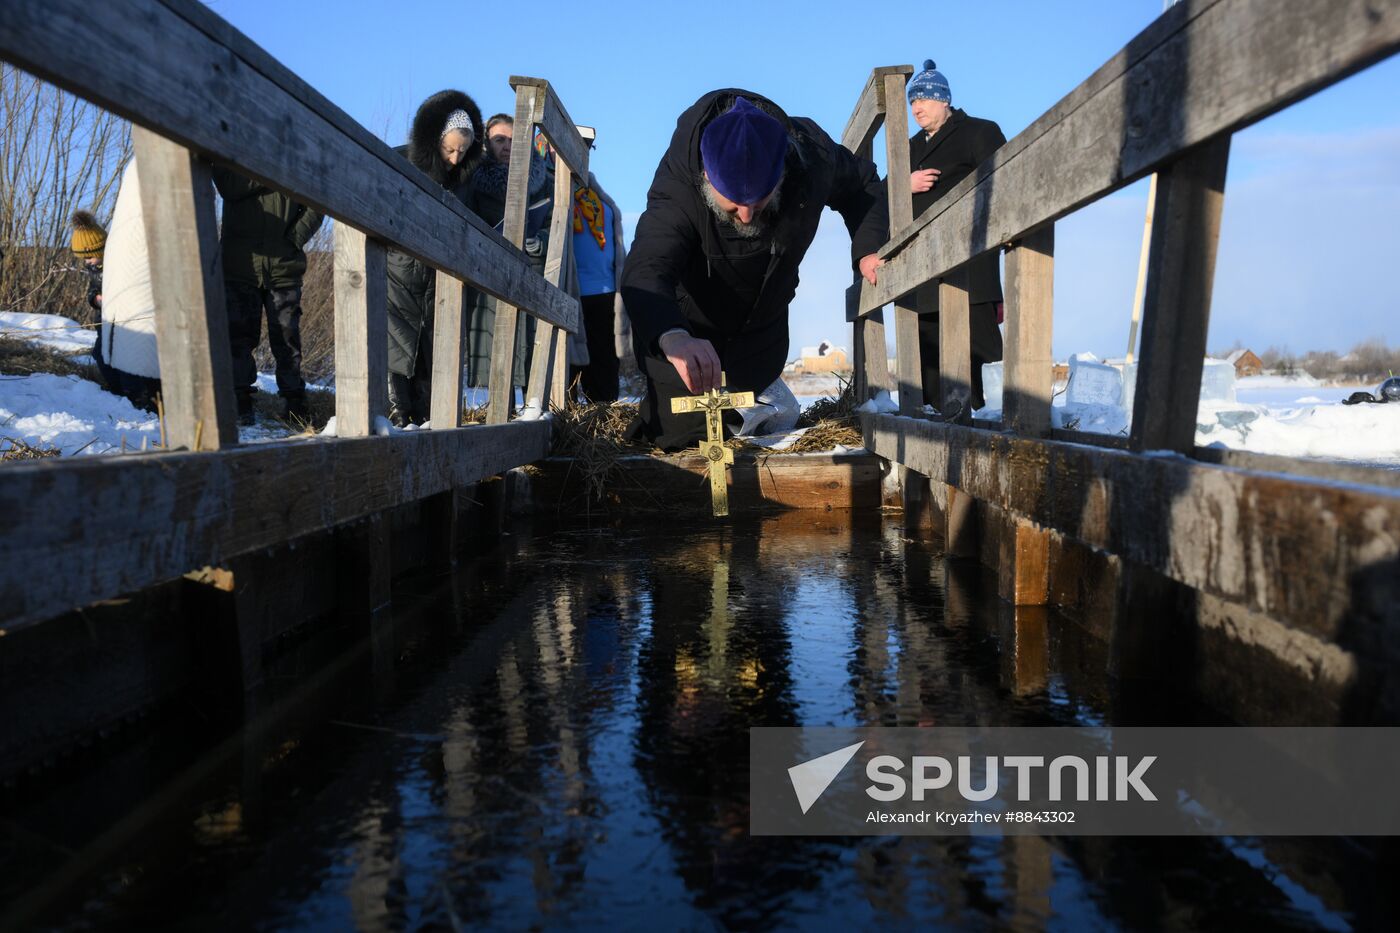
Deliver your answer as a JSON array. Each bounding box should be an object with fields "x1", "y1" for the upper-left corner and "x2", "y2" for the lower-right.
[
  {"x1": 0, "y1": 0, "x2": 589, "y2": 627},
  {"x1": 841, "y1": 0, "x2": 1400, "y2": 700}
]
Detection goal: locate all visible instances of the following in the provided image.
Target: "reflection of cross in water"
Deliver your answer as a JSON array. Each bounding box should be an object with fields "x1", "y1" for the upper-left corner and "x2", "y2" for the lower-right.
[
  {"x1": 707, "y1": 557, "x2": 730, "y2": 682},
  {"x1": 669, "y1": 371, "x2": 755, "y2": 517}
]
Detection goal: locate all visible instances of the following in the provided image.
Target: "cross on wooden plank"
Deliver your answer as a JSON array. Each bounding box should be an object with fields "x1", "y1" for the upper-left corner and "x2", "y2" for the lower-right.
[{"x1": 670, "y1": 372, "x2": 755, "y2": 517}]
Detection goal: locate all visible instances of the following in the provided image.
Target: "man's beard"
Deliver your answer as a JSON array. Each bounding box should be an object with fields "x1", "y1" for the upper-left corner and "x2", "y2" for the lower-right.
[{"x1": 701, "y1": 181, "x2": 782, "y2": 239}]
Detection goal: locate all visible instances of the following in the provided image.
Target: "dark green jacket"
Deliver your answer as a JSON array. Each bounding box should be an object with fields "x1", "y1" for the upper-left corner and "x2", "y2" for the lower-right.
[{"x1": 212, "y1": 167, "x2": 324, "y2": 289}]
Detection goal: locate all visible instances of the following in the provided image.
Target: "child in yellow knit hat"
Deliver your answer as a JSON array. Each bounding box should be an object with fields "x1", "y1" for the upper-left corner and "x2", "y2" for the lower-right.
[{"x1": 70, "y1": 210, "x2": 106, "y2": 311}]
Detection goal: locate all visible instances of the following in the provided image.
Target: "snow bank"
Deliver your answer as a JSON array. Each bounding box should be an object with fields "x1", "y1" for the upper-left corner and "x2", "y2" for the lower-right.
[
  {"x1": 1197, "y1": 401, "x2": 1400, "y2": 464},
  {"x1": 0, "y1": 311, "x2": 95, "y2": 355},
  {"x1": 0, "y1": 372, "x2": 159, "y2": 455}
]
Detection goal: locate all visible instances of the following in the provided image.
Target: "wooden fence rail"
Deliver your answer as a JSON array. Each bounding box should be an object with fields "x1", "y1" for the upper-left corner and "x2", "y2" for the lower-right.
[
  {"x1": 0, "y1": 0, "x2": 588, "y2": 627},
  {"x1": 845, "y1": 0, "x2": 1400, "y2": 655}
]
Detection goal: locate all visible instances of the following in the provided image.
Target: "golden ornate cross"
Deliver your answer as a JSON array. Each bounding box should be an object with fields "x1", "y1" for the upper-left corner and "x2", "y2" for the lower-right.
[{"x1": 670, "y1": 372, "x2": 754, "y2": 517}]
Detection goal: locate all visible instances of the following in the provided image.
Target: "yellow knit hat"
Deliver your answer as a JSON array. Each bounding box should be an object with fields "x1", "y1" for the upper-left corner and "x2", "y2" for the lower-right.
[{"x1": 70, "y1": 210, "x2": 107, "y2": 259}]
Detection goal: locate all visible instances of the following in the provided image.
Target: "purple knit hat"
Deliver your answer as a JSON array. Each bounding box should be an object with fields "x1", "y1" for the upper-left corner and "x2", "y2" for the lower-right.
[{"x1": 700, "y1": 97, "x2": 787, "y2": 204}]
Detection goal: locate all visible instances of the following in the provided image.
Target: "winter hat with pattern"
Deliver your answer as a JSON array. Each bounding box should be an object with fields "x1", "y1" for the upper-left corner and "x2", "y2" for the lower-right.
[
  {"x1": 700, "y1": 97, "x2": 787, "y2": 205},
  {"x1": 907, "y1": 59, "x2": 951, "y2": 105},
  {"x1": 441, "y1": 109, "x2": 476, "y2": 140},
  {"x1": 69, "y1": 210, "x2": 107, "y2": 260}
]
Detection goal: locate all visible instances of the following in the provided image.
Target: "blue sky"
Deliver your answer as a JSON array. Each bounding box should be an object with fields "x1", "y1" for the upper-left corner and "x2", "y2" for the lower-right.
[{"x1": 209, "y1": 0, "x2": 1398, "y2": 360}]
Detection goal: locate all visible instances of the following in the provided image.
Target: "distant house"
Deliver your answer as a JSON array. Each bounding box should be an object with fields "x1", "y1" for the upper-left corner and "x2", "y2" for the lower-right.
[
  {"x1": 788, "y1": 339, "x2": 851, "y2": 374},
  {"x1": 1226, "y1": 348, "x2": 1263, "y2": 377}
]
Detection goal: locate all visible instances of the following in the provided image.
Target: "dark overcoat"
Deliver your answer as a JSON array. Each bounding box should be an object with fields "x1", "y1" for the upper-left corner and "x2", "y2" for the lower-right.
[
  {"x1": 386, "y1": 90, "x2": 483, "y2": 378},
  {"x1": 909, "y1": 108, "x2": 1006, "y2": 307}
]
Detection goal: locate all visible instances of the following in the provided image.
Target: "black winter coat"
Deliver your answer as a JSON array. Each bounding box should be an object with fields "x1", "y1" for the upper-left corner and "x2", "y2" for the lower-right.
[
  {"x1": 387, "y1": 90, "x2": 483, "y2": 378},
  {"x1": 622, "y1": 89, "x2": 889, "y2": 399},
  {"x1": 909, "y1": 108, "x2": 1006, "y2": 307}
]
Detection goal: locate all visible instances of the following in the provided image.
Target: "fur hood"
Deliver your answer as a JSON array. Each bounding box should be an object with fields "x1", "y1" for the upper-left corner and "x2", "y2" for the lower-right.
[{"x1": 406, "y1": 89, "x2": 484, "y2": 190}]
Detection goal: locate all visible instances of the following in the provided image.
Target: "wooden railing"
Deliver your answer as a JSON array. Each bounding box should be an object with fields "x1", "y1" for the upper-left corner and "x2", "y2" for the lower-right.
[
  {"x1": 0, "y1": 0, "x2": 585, "y2": 627},
  {"x1": 843, "y1": 0, "x2": 1400, "y2": 640}
]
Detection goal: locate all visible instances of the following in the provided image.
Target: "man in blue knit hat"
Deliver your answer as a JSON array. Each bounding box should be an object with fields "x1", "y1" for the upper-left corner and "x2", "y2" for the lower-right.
[
  {"x1": 622, "y1": 91, "x2": 889, "y2": 449},
  {"x1": 905, "y1": 59, "x2": 1007, "y2": 412}
]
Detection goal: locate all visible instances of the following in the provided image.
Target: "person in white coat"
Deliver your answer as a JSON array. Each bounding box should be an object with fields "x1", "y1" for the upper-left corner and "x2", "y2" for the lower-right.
[{"x1": 92, "y1": 160, "x2": 161, "y2": 410}]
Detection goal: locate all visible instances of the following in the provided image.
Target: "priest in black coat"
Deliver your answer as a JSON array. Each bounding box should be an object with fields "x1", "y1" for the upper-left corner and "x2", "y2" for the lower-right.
[
  {"x1": 905, "y1": 60, "x2": 1007, "y2": 411},
  {"x1": 622, "y1": 91, "x2": 889, "y2": 450}
]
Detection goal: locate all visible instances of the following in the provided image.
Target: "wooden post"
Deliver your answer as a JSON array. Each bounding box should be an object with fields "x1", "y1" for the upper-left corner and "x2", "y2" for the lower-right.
[
  {"x1": 333, "y1": 225, "x2": 389, "y2": 437},
  {"x1": 945, "y1": 483, "x2": 979, "y2": 560},
  {"x1": 487, "y1": 86, "x2": 539, "y2": 424},
  {"x1": 425, "y1": 261, "x2": 465, "y2": 556},
  {"x1": 430, "y1": 272, "x2": 468, "y2": 429},
  {"x1": 938, "y1": 268, "x2": 973, "y2": 423},
  {"x1": 1129, "y1": 135, "x2": 1230, "y2": 453},
  {"x1": 1125, "y1": 173, "x2": 1159, "y2": 365},
  {"x1": 849, "y1": 138, "x2": 890, "y2": 403},
  {"x1": 879, "y1": 74, "x2": 936, "y2": 528},
  {"x1": 336, "y1": 513, "x2": 392, "y2": 620},
  {"x1": 999, "y1": 515, "x2": 1050, "y2": 606},
  {"x1": 1003, "y1": 225, "x2": 1055, "y2": 437},
  {"x1": 882, "y1": 73, "x2": 921, "y2": 419},
  {"x1": 526, "y1": 156, "x2": 577, "y2": 411},
  {"x1": 130, "y1": 127, "x2": 238, "y2": 451}
]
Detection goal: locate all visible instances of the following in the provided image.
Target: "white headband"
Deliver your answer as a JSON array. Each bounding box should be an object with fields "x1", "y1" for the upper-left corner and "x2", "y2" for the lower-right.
[{"x1": 442, "y1": 109, "x2": 475, "y2": 140}]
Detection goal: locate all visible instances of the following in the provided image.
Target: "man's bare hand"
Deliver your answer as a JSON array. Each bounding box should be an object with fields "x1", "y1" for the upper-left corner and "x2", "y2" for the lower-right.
[
  {"x1": 858, "y1": 254, "x2": 884, "y2": 285},
  {"x1": 910, "y1": 168, "x2": 940, "y2": 194},
  {"x1": 660, "y1": 332, "x2": 721, "y2": 394}
]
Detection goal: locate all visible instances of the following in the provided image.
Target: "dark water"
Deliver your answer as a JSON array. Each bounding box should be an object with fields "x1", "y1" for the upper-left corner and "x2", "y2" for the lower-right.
[{"x1": 1, "y1": 513, "x2": 1391, "y2": 931}]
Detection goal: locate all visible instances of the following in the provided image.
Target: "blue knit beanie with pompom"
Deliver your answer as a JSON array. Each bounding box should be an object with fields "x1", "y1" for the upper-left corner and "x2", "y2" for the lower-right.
[{"x1": 907, "y1": 59, "x2": 951, "y2": 104}]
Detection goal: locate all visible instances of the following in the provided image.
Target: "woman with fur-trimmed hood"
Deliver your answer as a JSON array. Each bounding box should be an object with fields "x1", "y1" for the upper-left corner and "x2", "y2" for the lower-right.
[{"x1": 386, "y1": 89, "x2": 484, "y2": 426}]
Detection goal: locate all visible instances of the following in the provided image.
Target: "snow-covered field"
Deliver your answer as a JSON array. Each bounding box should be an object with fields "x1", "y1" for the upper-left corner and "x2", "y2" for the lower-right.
[
  {"x1": 4, "y1": 312, "x2": 1398, "y2": 468},
  {"x1": 832, "y1": 366, "x2": 1400, "y2": 469}
]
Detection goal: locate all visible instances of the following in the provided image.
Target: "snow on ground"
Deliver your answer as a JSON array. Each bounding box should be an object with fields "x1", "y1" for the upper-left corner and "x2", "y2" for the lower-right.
[
  {"x1": 970, "y1": 371, "x2": 1400, "y2": 467},
  {"x1": 0, "y1": 311, "x2": 96, "y2": 355},
  {"x1": 1195, "y1": 396, "x2": 1400, "y2": 464},
  {"x1": 3, "y1": 312, "x2": 1394, "y2": 466},
  {"x1": 0, "y1": 372, "x2": 160, "y2": 455}
]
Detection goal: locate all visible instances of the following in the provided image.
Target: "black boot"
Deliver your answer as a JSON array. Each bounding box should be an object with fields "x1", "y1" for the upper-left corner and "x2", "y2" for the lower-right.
[
  {"x1": 236, "y1": 391, "x2": 255, "y2": 427},
  {"x1": 387, "y1": 374, "x2": 413, "y2": 428},
  {"x1": 283, "y1": 393, "x2": 310, "y2": 426}
]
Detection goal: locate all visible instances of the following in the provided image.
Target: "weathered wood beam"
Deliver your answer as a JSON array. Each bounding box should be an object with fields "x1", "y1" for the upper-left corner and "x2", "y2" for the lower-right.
[
  {"x1": 0, "y1": 421, "x2": 552, "y2": 629},
  {"x1": 882, "y1": 73, "x2": 921, "y2": 419},
  {"x1": 999, "y1": 516, "x2": 1051, "y2": 606},
  {"x1": 840, "y1": 64, "x2": 912, "y2": 152},
  {"x1": 1002, "y1": 225, "x2": 1055, "y2": 437},
  {"x1": 846, "y1": 140, "x2": 889, "y2": 402},
  {"x1": 0, "y1": 0, "x2": 577, "y2": 332},
  {"x1": 862, "y1": 412, "x2": 1400, "y2": 640},
  {"x1": 487, "y1": 85, "x2": 542, "y2": 424},
  {"x1": 938, "y1": 270, "x2": 972, "y2": 421},
  {"x1": 526, "y1": 156, "x2": 578, "y2": 411},
  {"x1": 332, "y1": 225, "x2": 389, "y2": 437},
  {"x1": 1129, "y1": 136, "x2": 1230, "y2": 452},
  {"x1": 131, "y1": 127, "x2": 239, "y2": 451},
  {"x1": 841, "y1": 74, "x2": 882, "y2": 155},
  {"x1": 859, "y1": 0, "x2": 1400, "y2": 314},
  {"x1": 430, "y1": 273, "x2": 469, "y2": 429},
  {"x1": 509, "y1": 76, "x2": 590, "y2": 181}
]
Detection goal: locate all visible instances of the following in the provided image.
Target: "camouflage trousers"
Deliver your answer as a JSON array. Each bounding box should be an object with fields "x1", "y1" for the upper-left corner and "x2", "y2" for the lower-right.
[{"x1": 226, "y1": 282, "x2": 305, "y2": 398}]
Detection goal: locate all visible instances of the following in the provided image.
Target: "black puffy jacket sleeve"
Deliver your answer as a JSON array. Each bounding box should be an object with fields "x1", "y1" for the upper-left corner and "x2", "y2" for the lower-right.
[
  {"x1": 620, "y1": 183, "x2": 700, "y2": 356},
  {"x1": 826, "y1": 142, "x2": 889, "y2": 268}
]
